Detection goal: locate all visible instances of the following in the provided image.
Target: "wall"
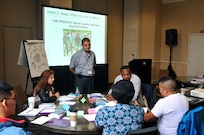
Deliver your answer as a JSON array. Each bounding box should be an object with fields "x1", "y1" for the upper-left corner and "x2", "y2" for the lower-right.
[
  {"x1": 140, "y1": 0, "x2": 162, "y2": 83},
  {"x1": 0, "y1": 0, "x2": 72, "y2": 95},
  {"x1": 139, "y1": 0, "x2": 204, "y2": 83},
  {"x1": 123, "y1": 0, "x2": 140, "y2": 65},
  {"x1": 0, "y1": 0, "x2": 38, "y2": 94},
  {"x1": 160, "y1": 0, "x2": 204, "y2": 78},
  {"x1": 107, "y1": 0, "x2": 123, "y2": 82}
]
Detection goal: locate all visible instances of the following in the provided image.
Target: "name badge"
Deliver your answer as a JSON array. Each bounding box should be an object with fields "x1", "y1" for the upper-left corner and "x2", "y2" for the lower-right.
[{"x1": 88, "y1": 71, "x2": 92, "y2": 75}]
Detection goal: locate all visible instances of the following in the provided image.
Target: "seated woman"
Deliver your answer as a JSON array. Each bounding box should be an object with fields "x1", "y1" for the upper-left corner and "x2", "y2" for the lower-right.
[
  {"x1": 95, "y1": 80, "x2": 144, "y2": 135},
  {"x1": 33, "y1": 70, "x2": 60, "y2": 103}
]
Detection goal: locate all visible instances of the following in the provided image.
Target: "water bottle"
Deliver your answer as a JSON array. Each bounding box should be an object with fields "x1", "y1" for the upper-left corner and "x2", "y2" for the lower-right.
[
  {"x1": 75, "y1": 87, "x2": 80, "y2": 97},
  {"x1": 75, "y1": 87, "x2": 81, "y2": 101}
]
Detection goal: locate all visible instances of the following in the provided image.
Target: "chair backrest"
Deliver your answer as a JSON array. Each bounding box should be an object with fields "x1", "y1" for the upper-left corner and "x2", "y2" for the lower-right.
[
  {"x1": 126, "y1": 126, "x2": 159, "y2": 135},
  {"x1": 177, "y1": 106, "x2": 204, "y2": 135},
  {"x1": 13, "y1": 84, "x2": 27, "y2": 113},
  {"x1": 141, "y1": 83, "x2": 154, "y2": 109}
]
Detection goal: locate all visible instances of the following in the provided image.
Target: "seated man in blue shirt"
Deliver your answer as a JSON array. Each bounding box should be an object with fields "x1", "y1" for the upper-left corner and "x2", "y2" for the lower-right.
[{"x1": 0, "y1": 81, "x2": 34, "y2": 135}]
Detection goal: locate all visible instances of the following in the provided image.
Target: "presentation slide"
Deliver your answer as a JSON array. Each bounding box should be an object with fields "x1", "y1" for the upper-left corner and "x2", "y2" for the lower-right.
[{"x1": 43, "y1": 6, "x2": 107, "y2": 66}]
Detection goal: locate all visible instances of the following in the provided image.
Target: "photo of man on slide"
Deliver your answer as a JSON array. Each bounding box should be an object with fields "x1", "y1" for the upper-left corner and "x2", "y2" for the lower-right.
[{"x1": 63, "y1": 29, "x2": 91, "y2": 57}]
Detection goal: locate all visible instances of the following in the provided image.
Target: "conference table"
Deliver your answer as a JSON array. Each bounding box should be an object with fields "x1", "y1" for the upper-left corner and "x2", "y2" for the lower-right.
[
  {"x1": 176, "y1": 76, "x2": 204, "y2": 109},
  {"x1": 43, "y1": 102, "x2": 102, "y2": 135},
  {"x1": 23, "y1": 95, "x2": 103, "y2": 135},
  {"x1": 21, "y1": 90, "x2": 204, "y2": 134},
  {"x1": 176, "y1": 76, "x2": 201, "y2": 88},
  {"x1": 40, "y1": 117, "x2": 102, "y2": 135}
]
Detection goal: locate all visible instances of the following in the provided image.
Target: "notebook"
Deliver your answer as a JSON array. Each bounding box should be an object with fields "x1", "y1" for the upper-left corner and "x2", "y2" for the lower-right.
[{"x1": 46, "y1": 118, "x2": 70, "y2": 128}]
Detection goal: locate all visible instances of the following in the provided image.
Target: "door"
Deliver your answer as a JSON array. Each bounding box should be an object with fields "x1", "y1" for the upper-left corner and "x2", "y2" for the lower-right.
[
  {"x1": 187, "y1": 33, "x2": 204, "y2": 76},
  {"x1": 4, "y1": 26, "x2": 33, "y2": 94}
]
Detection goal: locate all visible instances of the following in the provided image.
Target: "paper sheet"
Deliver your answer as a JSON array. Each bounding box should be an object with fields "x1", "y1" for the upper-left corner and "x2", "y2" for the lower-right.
[
  {"x1": 77, "y1": 110, "x2": 84, "y2": 116},
  {"x1": 83, "y1": 114, "x2": 96, "y2": 121},
  {"x1": 31, "y1": 116, "x2": 52, "y2": 125},
  {"x1": 38, "y1": 103, "x2": 56, "y2": 109},
  {"x1": 18, "y1": 108, "x2": 43, "y2": 116},
  {"x1": 59, "y1": 101, "x2": 76, "y2": 105}
]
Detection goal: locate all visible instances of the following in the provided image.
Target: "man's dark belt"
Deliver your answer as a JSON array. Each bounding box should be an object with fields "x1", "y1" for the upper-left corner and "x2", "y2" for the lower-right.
[{"x1": 76, "y1": 74, "x2": 93, "y2": 78}]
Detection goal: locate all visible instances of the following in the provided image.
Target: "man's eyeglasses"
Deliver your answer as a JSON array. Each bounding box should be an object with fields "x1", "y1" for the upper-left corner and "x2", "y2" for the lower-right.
[{"x1": 1, "y1": 96, "x2": 17, "y2": 102}]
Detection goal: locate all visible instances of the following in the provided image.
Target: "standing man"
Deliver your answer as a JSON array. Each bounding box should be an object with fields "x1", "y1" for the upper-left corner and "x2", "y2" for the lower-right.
[
  {"x1": 144, "y1": 76, "x2": 189, "y2": 135},
  {"x1": 0, "y1": 81, "x2": 34, "y2": 135},
  {"x1": 69, "y1": 38, "x2": 96, "y2": 94},
  {"x1": 106, "y1": 65, "x2": 141, "y2": 101}
]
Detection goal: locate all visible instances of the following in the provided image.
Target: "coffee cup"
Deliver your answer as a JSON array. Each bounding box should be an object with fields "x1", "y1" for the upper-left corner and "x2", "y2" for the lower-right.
[
  {"x1": 28, "y1": 96, "x2": 35, "y2": 109},
  {"x1": 143, "y1": 107, "x2": 148, "y2": 113},
  {"x1": 180, "y1": 88, "x2": 187, "y2": 95},
  {"x1": 70, "y1": 112, "x2": 77, "y2": 127}
]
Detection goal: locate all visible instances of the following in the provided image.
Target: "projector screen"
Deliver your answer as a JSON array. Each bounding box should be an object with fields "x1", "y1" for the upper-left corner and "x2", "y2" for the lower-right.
[{"x1": 43, "y1": 6, "x2": 107, "y2": 66}]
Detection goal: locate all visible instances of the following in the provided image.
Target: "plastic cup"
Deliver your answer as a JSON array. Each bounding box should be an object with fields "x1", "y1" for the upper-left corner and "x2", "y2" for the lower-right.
[
  {"x1": 70, "y1": 112, "x2": 77, "y2": 127},
  {"x1": 28, "y1": 97, "x2": 35, "y2": 109}
]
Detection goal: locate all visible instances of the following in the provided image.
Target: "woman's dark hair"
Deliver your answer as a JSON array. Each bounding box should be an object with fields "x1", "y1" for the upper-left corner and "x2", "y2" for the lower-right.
[
  {"x1": 33, "y1": 70, "x2": 54, "y2": 96},
  {"x1": 111, "y1": 80, "x2": 134, "y2": 104}
]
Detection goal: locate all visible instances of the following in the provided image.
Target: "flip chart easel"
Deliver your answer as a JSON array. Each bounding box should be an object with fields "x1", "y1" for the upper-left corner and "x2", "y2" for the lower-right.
[{"x1": 17, "y1": 40, "x2": 49, "y2": 93}]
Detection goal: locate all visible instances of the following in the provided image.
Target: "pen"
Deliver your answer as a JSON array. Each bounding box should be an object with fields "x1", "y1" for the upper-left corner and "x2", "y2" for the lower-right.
[{"x1": 26, "y1": 109, "x2": 33, "y2": 113}]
